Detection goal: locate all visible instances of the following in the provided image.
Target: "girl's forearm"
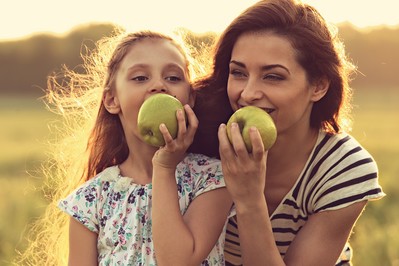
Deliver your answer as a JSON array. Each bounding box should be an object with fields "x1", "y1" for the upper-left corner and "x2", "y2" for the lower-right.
[{"x1": 151, "y1": 167, "x2": 197, "y2": 266}]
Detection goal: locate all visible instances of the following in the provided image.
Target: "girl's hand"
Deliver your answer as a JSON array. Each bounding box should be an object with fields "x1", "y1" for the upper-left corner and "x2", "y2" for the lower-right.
[
  {"x1": 152, "y1": 104, "x2": 198, "y2": 170},
  {"x1": 218, "y1": 122, "x2": 267, "y2": 206}
]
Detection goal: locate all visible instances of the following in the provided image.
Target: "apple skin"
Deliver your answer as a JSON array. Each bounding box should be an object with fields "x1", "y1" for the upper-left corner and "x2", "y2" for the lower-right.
[
  {"x1": 226, "y1": 106, "x2": 277, "y2": 152},
  {"x1": 137, "y1": 94, "x2": 184, "y2": 147}
]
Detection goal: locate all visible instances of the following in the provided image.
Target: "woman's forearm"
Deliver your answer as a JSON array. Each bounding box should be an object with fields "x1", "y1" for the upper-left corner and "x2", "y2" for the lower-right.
[{"x1": 234, "y1": 196, "x2": 285, "y2": 266}]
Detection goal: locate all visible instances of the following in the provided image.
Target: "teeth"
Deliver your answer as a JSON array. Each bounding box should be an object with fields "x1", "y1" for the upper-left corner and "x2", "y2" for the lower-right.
[
  {"x1": 239, "y1": 105, "x2": 274, "y2": 114},
  {"x1": 264, "y1": 108, "x2": 274, "y2": 114}
]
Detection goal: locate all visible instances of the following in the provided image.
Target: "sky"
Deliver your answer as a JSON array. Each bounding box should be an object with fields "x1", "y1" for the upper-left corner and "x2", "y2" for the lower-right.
[{"x1": 2, "y1": 0, "x2": 399, "y2": 41}]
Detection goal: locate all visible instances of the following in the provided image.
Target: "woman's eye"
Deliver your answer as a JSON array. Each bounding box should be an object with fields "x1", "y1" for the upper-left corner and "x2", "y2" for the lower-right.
[
  {"x1": 165, "y1": 76, "x2": 182, "y2": 82},
  {"x1": 229, "y1": 69, "x2": 246, "y2": 78},
  {"x1": 131, "y1": 76, "x2": 148, "y2": 82},
  {"x1": 263, "y1": 74, "x2": 284, "y2": 81}
]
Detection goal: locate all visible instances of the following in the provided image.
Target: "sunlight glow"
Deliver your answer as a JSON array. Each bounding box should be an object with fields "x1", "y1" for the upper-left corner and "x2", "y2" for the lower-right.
[{"x1": 2, "y1": 0, "x2": 398, "y2": 41}]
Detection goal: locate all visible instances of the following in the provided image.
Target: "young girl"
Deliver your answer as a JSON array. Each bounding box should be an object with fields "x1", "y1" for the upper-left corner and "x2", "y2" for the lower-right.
[
  {"x1": 191, "y1": 0, "x2": 385, "y2": 265},
  {"x1": 21, "y1": 30, "x2": 232, "y2": 265}
]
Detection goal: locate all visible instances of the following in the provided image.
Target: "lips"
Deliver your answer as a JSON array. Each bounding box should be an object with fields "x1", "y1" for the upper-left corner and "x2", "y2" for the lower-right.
[{"x1": 238, "y1": 104, "x2": 275, "y2": 114}]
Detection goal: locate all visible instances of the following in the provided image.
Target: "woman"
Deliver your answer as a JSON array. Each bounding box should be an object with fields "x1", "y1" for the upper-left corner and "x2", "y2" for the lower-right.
[{"x1": 191, "y1": 0, "x2": 385, "y2": 265}]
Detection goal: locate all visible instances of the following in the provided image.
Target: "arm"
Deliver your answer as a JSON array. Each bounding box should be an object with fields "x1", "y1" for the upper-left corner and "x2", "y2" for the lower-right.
[
  {"x1": 152, "y1": 105, "x2": 232, "y2": 266},
  {"x1": 284, "y1": 201, "x2": 366, "y2": 266},
  {"x1": 219, "y1": 123, "x2": 367, "y2": 265},
  {"x1": 152, "y1": 173, "x2": 231, "y2": 266},
  {"x1": 219, "y1": 123, "x2": 284, "y2": 265},
  {"x1": 234, "y1": 200, "x2": 366, "y2": 266},
  {"x1": 68, "y1": 217, "x2": 98, "y2": 266}
]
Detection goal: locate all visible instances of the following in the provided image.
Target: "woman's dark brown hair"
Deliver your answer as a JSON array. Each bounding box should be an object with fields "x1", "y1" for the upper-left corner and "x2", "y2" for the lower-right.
[{"x1": 191, "y1": 0, "x2": 355, "y2": 157}]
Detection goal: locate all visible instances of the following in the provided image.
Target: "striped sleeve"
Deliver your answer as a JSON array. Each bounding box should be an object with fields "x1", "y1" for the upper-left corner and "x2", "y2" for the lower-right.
[
  {"x1": 309, "y1": 134, "x2": 385, "y2": 213},
  {"x1": 224, "y1": 216, "x2": 243, "y2": 265}
]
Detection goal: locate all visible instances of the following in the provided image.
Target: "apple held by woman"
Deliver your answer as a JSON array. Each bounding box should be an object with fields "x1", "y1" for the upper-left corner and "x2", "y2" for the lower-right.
[
  {"x1": 137, "y1": 93, "x2": 184, "y2": 147},
  {"x1": 227, "y1": 106, "x2": 277, "y2": 152}
]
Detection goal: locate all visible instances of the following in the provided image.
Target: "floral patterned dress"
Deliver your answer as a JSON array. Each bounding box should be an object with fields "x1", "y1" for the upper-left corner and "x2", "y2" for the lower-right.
[{"x1": 59, "y1": 153, "x2": 228, "y2": 265}]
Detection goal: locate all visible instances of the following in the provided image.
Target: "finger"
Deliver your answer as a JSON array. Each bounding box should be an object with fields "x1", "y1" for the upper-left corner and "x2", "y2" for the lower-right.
[
  {"x1": 218, "y1": 123, "x2": 235, "y2": 161},
  {"x1": 184, "y1": 104, "x2": 199, "y2": 142},
  {"x1": 229, "y1": 122, "x2": 249, "y2": 158},
  {"x1": 184, "y1": 104, "x2": 198, "y2": 134},
  {"x1": 249, "y1": 126, "x2": 265, "y2": 161},
  {"x1": 176, "y1": 108, "x2": 187, "y2": 137},
  {"x1": 159, "y1": 123, "x2": 174, "y2": 146}
]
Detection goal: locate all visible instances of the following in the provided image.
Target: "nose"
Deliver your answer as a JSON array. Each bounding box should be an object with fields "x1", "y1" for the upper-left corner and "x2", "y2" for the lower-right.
[
  {"x1": 240, "y1": 79, "x2": 263, "y2": 103},
  {"x1": 149, "y1": 78, "x2": 168, "y2": 94}
]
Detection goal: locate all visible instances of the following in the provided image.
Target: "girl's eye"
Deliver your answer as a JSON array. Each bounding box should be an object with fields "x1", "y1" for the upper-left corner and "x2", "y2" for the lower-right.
[
  {"x1": 131, "y1": 76, "x2": 148, "y2": 82},
  {"x1": 165, "y1": 76, "x2": 182, "y2": 82},
  {"x1": 229, "y1": 69, "x2": 246, "y2": 78}
]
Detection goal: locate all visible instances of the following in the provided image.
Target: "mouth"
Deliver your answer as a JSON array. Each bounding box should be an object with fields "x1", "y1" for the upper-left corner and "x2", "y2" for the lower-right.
[
  {"x1": 264, "y1": 108, "x2": 275, "y2": 114},
  {"x1": 238, "y1": 105, "x2": 275, "y2": 114}
]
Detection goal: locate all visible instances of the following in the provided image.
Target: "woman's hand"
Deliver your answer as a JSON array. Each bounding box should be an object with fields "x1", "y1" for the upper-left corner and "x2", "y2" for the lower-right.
[
  {"x1": 218, "y1": 122, "x2": 267, "y2": 207},
  {"x1": 152, "y1": 104, "x2": 198, "y2": 170}
]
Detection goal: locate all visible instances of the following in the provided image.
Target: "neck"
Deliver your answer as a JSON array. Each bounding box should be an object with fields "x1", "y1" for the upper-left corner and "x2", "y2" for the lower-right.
[
  {"x1": 119, "y1": 141, "x2": 158, "y2": 184},
  {"x1": 267, "y1": 126, "x2": 319, "y2": 172}
]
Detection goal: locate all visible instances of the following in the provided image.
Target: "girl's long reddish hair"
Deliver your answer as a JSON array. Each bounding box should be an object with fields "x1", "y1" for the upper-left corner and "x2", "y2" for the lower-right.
[{"x1": 16, "y1": 28, "x2": 197, "y2": 265}]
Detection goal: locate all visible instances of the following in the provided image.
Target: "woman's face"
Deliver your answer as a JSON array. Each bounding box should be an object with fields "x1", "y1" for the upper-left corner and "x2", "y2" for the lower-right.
[
  {"x1": 106, "y1": 38, "x2": 194, "y2": 145},
  {"x1": 227, "y1": 31, "x2": 325, "y2": 135}
]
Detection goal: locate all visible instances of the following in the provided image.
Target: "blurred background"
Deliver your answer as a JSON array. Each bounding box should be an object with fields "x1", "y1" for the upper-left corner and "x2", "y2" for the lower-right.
[{"x1": 1, "y1": 0, "x2": 398, "y2": 265}]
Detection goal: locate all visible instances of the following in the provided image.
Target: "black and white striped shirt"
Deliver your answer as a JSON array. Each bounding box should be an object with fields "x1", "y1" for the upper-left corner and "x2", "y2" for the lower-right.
[{"x1": 225, "y1": 131, "x2": 385, "y2": 265}]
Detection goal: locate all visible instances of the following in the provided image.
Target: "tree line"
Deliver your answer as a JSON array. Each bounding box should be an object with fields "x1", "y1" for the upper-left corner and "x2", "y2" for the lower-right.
[{"x1": 0, "y1": 23, "x2": 398, "y2": 97}]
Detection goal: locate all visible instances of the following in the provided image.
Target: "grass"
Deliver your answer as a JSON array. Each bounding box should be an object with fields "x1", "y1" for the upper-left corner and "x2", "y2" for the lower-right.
[
  {"x1": 349, "y1": 87, "x2": 399, "y2": 266},
  {"x1": 0, "y1": 88, "x2": 398, "y2": 265},
  {"x1": 0, "y1": 97, "x2": 57, "y2": 265}
]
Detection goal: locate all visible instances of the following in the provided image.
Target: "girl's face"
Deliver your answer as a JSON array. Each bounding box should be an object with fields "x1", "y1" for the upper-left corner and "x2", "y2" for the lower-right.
[
  {"x1": 105, "y1": 38, "x2": 194, "y2": 144},
  {"x1": 227, "y1": 31, "x2": 327, "y2": 135}
]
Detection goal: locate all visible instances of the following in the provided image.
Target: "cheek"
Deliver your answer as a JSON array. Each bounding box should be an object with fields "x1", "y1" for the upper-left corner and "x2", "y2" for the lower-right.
[
  {"x1": 226, "y1": 89, "x2": 238, "y2": 110},
  {"x1": 119, "y1": 97, "x2": 142, "y2": 125},
  {"x1": 227, "y1": 82, "x2": 240, "y2": 102},
  {"x1": 175, "y1": 86, "x2": 192, "y2": 105}
]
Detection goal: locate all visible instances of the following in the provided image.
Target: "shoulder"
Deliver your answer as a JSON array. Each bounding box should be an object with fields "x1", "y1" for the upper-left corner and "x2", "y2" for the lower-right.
[
  {"x1": 81, "y1": 165, "x2": 122, "y2": 190},
  {"x1": 305, "y1": 131, "x2": 385, "y2": 212},
  {"x1": 315, "y1": 131, "x2": 377, "y2": 170},
  {"x1": 62, "y1": 165, "x2": 125, "y2": 201},
  {"x1": 177, "y1": 153, "x2": 225, "y2": 188},
  {"x1": 58, "y1": 166, "x2": 123, "y2": 232},
  {"x1": 180, "y1": 153, "x2": 222, "y2": 175},
  {"x1": 182, "y1": 153, "x2": 221, "y2": 165}
]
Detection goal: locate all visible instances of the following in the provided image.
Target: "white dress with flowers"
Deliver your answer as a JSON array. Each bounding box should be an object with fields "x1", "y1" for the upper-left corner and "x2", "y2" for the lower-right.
[{"x1": 59, "y1": 153, "x2": 228, "y2": 266}]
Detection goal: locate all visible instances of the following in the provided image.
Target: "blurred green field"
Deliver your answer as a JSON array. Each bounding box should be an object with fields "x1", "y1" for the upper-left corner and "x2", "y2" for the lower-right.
[
  {"x1": 0, "y1": 87, "x2": 398, "y2": 265},
  {"x1": 349, "y1": 87, "x2": 399, "y2": 266},
  {"x1": 0, "y1": 98, "x2": 57, "y2": 265}
]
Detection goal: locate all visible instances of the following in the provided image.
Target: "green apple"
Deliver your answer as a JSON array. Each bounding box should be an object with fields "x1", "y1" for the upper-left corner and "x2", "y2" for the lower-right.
[
  {"x1": 226, "y1": 106, "x2": 277, "y2": 152},
  {"x1": 137, "y1": 94, "x2": 184, "y2": 147}
]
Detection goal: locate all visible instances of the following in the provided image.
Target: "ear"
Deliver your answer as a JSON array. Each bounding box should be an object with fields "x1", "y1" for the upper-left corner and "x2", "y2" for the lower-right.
[
  {"x1": 103, "y1": 87, "x2": 121, "y2": 114},
  {"x1": 188, "y1": 87, "x2": 196, "y2": 108},
  {"x1": 310, "y1": 77, "x2": 330, "y2": 102}
]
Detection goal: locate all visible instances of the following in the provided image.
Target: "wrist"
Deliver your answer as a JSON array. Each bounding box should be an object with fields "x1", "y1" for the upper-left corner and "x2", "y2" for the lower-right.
[
  {"x1": 152, "y1": 164, "x2": 176, "y2": 177},
  {"x1": 234, "y1": 194, "x2": 268, "y2": 215}
]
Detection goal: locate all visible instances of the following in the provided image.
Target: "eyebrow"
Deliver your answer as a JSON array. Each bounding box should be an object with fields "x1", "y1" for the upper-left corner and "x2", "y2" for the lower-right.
[
  {"x1": 128, "y1": 63, "x2": 184, "y2": 69},
  {"x1": 127, "y1": 63, "x2": 185, "y2": 72},
  {"x1": 230, "y1": 60, "x2": 290, "y2": 74},
  {"x1": 126, "y1": 63, "x2": 149, "y2": 72}
]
